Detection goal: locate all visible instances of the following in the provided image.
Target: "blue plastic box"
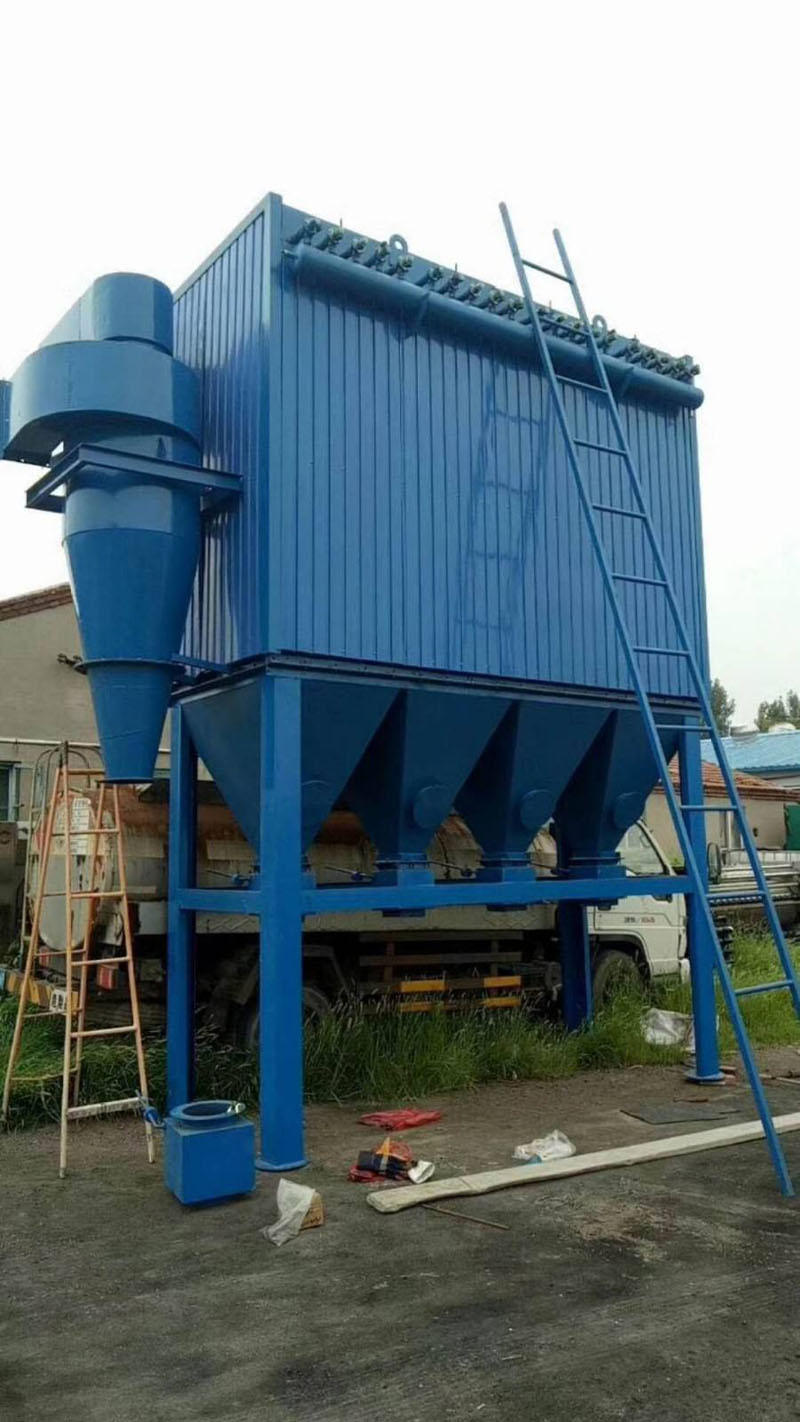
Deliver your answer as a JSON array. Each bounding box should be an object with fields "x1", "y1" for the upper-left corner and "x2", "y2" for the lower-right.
[{"x1": 164, "y1": 1100, "x2": 255, "y2": 1206}]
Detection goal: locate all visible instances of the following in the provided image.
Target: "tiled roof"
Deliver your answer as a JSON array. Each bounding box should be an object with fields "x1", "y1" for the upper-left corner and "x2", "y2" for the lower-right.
[
  {"x1": 701, "y1": 730, "x2": 800, "y2": 776},
  {"x1": 658, "y1": 759, "x2": 800, "y2": 804},
  {"x1": 0, "y1": 584, "x2": 72, "y2": 622}
]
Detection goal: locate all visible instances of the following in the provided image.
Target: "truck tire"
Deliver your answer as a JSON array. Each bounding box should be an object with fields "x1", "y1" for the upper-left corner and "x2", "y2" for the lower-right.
[
  {"x1": 592, "y1": 948, "x2": 643, "y2": 1007},
  {"x1": 238, "y1": 983, "x2": 332, "y2": 1052}
]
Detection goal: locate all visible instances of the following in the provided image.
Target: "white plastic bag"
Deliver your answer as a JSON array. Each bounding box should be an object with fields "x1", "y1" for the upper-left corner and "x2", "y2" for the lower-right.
[
  {"x1": 513, "y1": 1129, "x2": 576, "y2": 1163},
  {"x1": 264, "y1": 1178, "x2": 316, "y2": 1246},
  {"x1": 641, "y1": 1007, "x2": 693, "y2": 1047},
  {"x1": 408, "y1": 1159, "x2": 435, "y2": 1184}
]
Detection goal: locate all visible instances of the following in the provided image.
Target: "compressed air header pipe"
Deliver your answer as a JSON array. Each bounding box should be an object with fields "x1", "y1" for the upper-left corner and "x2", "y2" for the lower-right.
[{"x1": 1, "y1": 274, "x2": 208, "y2": 782}]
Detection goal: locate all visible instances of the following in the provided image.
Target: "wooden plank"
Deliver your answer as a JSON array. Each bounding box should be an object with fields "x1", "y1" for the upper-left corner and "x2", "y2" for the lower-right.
[{"x1": 367, "y1": 1111, "x2": 800, "y2": 1214}]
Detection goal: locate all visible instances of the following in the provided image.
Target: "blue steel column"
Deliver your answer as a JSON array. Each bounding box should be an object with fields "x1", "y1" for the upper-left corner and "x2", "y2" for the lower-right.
[
  {"x1": 678, "y1": 725, "x2": 723, "y2": 1083},
  {"x1": 256, "y1": 674, "x2": 308, "y2": 1171},
  {"x1": 167, "y1": 702, "x2": 198, "y2": 1108},
  {"x1": 558, "y1": 902, "x2": 593, "y2": 1029}
]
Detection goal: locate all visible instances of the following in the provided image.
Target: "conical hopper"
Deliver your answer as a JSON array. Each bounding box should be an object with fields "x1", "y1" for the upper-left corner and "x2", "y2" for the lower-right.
[
  {"x1": 182, "y1": 677, "x2": 397, "y2": 853},
  {"x1": 458, "y1": 700, "x2": 610, "y2": 874},
  {"x1": 556, "y1": 709, "x2": 680, "y2": 874},
  {"x1": 344, "y1": 689, "x2": 510, "y2": 874}
]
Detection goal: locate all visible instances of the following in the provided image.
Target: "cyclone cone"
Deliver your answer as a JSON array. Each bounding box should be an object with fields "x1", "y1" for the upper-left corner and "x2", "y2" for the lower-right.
[{"x1": 66, "y1": 475, "x2": 200, "y2": 782}]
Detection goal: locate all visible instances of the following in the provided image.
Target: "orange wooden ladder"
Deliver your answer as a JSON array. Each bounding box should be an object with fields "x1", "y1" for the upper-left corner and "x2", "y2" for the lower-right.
[{"x1": 1, "y1": 746, "x2": 154, "y2": 1176}]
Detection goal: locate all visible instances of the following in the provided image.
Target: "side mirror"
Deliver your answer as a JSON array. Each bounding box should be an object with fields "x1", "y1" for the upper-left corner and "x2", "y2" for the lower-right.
[{"x1": 707, "y1": 841, "x2": 722, "y2": 885}]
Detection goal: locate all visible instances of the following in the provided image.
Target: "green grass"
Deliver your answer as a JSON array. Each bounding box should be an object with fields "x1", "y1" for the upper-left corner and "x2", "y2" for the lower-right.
[
  {"x1": 655, "y1": 931, "x2": 800, "y2": 1053},
  {"x1": 2, "y1": 932, "x2": 798, "y2": 1128}
]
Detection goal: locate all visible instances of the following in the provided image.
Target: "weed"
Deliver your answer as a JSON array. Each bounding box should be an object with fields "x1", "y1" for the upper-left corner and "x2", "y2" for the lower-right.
[{"x1": 1, "y1": 931, "x2": 798, "y2": 1128}]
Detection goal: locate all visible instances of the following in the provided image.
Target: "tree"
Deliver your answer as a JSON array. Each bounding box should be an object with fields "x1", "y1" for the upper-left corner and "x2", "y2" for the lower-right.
[
  {"x1": 710, "y1": 678, "x2": 736, "y2": 736},
  {"x1": 755, "y1": 692, "x2": 800, "y2": 732}
]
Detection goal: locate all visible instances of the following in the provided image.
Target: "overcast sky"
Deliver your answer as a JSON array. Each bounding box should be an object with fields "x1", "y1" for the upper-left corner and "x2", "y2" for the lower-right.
[{"x1": 1, "y1": 2, "x2": 796, "y2": 725}]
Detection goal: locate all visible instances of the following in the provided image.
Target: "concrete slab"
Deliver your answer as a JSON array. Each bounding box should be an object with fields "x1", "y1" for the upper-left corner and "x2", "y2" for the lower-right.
[{"x1": 2, "y1": 1055, "x2": 800, "y2": 1421}]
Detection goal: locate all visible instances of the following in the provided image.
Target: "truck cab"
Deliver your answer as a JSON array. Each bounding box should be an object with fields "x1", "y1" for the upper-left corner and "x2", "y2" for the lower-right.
[{"x1": 588, "y1": 819, "x2": 687, "y2": 1002}]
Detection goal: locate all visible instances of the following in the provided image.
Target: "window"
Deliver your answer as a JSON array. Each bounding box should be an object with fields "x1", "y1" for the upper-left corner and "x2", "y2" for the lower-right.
[
  {"x1": 617, "y1": 822, "x2": 665, "y2": 876},
  {"x1": 0, "y1": 764, "x2": 20, "y2": 822}
]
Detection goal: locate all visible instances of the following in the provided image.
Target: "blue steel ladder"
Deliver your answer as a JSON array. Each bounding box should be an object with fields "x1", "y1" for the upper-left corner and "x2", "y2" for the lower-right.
[{"x1": 500, "y1": 202, "x2": 800, "y2": 1196}]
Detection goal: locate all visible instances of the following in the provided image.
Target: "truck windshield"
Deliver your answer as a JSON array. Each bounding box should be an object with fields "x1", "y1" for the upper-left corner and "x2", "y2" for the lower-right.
[{"x1": 618, "y1": 823, "x2": 665, "y2": 876}]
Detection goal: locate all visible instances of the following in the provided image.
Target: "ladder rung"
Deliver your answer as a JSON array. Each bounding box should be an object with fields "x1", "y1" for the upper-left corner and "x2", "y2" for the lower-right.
[
  {"x1": 558, "y1": 374, "x2": 608, "y2": 396},
  {"x1": 574, "y1": 437, "x2": 627, "y2": 457},
  {"x1": 521, "y1": 258, "x2": 571, "y2": 283},
  {"x1": 66, "y1": 1097, "x2": 141, "y2": 1120},
  {"x1": 71, "y1": 891, "x2": 123, "y2": 901},
  {"x1": 592, "y1": 502, "x2": 647, "y2": 520},
  {"x1": 41, "y1": 890, "x2": 122, "y2": 900},
  {"x1": 633, "y1": 645, "x2": 691, "y2": 658},
  {"x1": 735, "y1": 979, "x2": 792, "y2": 999},
  {"x1": 612, "y1": 572, "x2": 667, "y2": 588},
  {"x1": 70, "y1": 1025, "x2": 136, "y2": 1039},
  {"x1": 655, "y1": 723, "x2": 712, "y2": 733},
  {"x1": 72, "y1": 955, "x2": 130, "y2": 967},
  {"x1": 712, "y1": 892, "x2": 765, "y2": 906},
  {"x1": 680, "y1": 803, "x2": 737, "y2": 812}
]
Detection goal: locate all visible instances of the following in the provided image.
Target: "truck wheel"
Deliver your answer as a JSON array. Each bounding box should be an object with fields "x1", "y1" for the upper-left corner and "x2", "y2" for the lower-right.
[
  {"x1": 238, "y1": 984, "x2": 332, "y2": 1052},
  {"x1": 592, "y1": 949, "x2": 643, "y2": 1007}
]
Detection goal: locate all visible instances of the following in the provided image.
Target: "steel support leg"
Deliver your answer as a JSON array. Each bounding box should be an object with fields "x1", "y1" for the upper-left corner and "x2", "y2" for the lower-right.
[
  {"x1": 678, "y1": 726, "x2": 723, "y2": 1083},
  {"x1": 558, "y1": 901, "x2": 593, "y2": 1030},
  {"x1": 256, "y1": 674, "x2": 307, "y2": 1171},
  {"x1": 167, "y1": 703, "x2": 197, "y2": 1109}
]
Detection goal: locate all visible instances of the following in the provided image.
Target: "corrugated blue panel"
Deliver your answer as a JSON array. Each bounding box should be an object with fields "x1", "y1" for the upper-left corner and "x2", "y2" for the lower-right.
[
  {"x1": 272, "y1": 214, "x2": 706, "y2": 698},
  {"x1": 175, "y1": 194, "x2": 707, "y2": 701},
  {"x1": 174, "y1": 205, "x2": 268, "y2": 664}
]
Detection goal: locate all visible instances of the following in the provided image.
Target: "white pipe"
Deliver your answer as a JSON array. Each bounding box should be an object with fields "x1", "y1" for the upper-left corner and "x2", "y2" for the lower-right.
[{"x1": 0, "y1": 736, "x2": 170, "y2": 754}]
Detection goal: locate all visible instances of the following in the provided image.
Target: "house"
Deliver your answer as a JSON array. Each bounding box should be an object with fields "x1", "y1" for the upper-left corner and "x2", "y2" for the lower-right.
[
  {"x1": 0, "y1": 582, "x2": 169, "y2": 826},
  {"x1": 645, "y1": 759, "x2": 800, "y2": 860},
  {"x1": 701, "y1": 729, "x2": 800, "y2": 789},
  {"x1": 0, "y1": 584, "x2": 94, "y2": 821}
]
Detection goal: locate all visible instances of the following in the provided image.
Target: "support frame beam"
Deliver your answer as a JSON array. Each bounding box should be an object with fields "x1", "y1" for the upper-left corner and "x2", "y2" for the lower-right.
[
  {"x1": 167, "y1": 702, "x2": 198, "y2": 1109},
  {"x1": 256, "y1": 674, "x2": 307, "y2": 1172},
  {"x1": 678, "y1": 724, "x2": 723, "y2": 1084}
]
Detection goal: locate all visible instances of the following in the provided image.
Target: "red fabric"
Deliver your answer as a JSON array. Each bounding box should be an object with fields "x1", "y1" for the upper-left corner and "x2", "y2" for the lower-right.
[
  {"x1": 348, "y1": 1166, "x2": 391, "y2": 1185},
  {"x1": 358, "y1": 1109, "x2": 442, "y2": 1131}
]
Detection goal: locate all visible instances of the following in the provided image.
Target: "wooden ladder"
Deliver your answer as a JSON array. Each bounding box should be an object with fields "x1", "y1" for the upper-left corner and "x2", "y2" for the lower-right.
[{"x1": 1, "y1": 747, "x2": 154, "y2": 1176}]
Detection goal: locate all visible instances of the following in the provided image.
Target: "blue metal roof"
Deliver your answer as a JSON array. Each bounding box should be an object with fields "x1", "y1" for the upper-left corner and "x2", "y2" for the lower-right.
[{"x1": 701, "y1": 730, "x2": 800, "y2": 774}]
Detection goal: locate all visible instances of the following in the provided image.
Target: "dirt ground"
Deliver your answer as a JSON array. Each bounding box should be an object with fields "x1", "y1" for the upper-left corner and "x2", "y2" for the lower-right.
[{"x1": 3, "y1": 1050, "x2": 800, "y2": 1422}]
